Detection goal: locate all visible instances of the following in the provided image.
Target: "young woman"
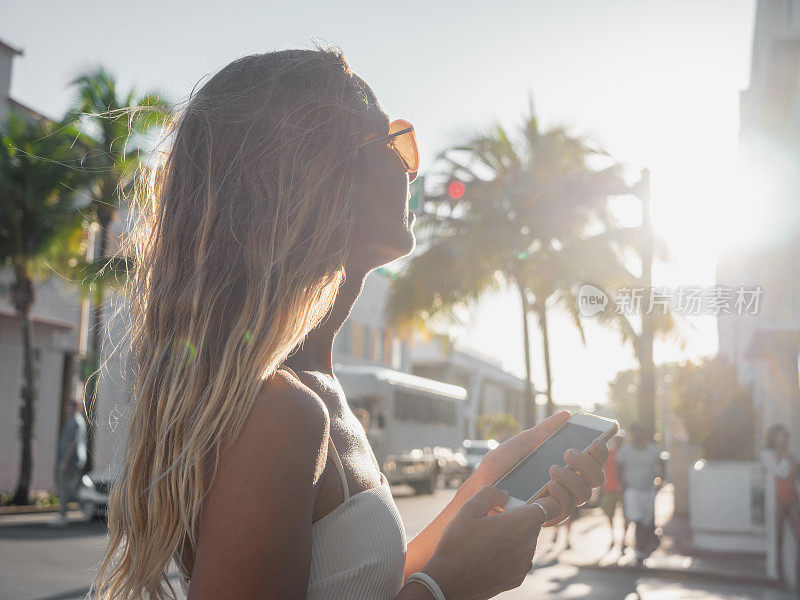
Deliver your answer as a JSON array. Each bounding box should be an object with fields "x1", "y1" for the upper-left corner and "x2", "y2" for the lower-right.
[
  {"x1": 762, "y1": 424, "x2": 800, "y2": 589},
  {"x1": 93, "y1": 46, "x2": 608, "y2": 600}
]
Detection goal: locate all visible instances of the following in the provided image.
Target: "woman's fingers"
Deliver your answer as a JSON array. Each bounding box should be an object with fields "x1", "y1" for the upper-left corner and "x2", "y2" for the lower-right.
[
  {"x1": 588, "y1": 439, "x2": 610, "y2": 467},
  {"x1": 564, "y1": 447, "x2": 606, "y2": 488},
  {"x1": 545, "y1": 479, "x2": 575, "y2": 524},
  {"x1": 489, "y1": 494, "x2": 563, "y2": 531},
  {"x1": 533, "y1": 495, "x2": 562, "y2": 528},
  {"x1": 550, "y1": 464, "x2": 592, "y2": 506},
  {"x1": 507, "y1": 496, "x2": 562, "y2": 530},
  {"x1": 498, "y1": 438, "x2": 609, "y2": 531}
]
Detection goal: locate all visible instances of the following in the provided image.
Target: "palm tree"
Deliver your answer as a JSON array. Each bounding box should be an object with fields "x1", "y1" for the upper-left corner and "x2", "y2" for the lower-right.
[
  {"x1": 68, "y1": 67, "x2": 169, "y2": 466},
  {"x1": 0, "y1": 112, "x2": 86, "y2": 505},
  {"x1": 387, "y1": 104, "x2": 673, "y2": 426}
]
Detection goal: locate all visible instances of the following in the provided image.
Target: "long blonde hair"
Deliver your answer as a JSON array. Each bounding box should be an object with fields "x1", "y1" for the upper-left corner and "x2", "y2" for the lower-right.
[{"x1": 93, "y1": 46, "x2": 369, "y2": 599}]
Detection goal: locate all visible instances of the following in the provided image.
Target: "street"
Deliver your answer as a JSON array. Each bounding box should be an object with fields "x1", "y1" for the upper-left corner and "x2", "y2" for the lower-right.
[
  {"x1": 0, "y1": 484, "x2": 794, "y2": 600},
  {"x1": 1, "y1": 3, "x2": 798, "y2": 600}
]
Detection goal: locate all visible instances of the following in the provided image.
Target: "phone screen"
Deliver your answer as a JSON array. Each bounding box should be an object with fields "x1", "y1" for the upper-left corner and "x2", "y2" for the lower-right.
[{"x1": 494, "y1": 422, "x2": 600, "y2": 501}]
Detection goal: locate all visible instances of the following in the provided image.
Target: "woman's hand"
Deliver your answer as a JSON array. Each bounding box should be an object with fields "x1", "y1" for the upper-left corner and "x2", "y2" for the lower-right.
[
  {"x1": 459, "y1": 411, "x2": 609, "y2": 526},
  {"x1": 421, "y1": 485, "x2": 560, "y2": 600}
]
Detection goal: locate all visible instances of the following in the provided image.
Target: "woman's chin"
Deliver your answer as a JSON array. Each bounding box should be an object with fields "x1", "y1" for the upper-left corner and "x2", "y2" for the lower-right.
[
  {"x1": 368, "y1": 233, "x2": 416, "y2": 269},
  {"x1": 394, "y1": 227, "x2": 416, "y2": 259}
]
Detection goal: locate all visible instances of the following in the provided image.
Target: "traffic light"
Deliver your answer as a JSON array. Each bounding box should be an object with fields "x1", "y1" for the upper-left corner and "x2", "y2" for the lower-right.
[
  {"x1": 409, "y1": 176, "x2": 425, "y2": 212},
  {"x1": 447, "y1": 180, "x2": 466, "y2": 200}
]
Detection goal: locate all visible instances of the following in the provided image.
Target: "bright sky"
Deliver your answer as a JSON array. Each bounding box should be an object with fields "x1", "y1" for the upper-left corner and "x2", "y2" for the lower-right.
[{"x1": 1, "y1": 0, "x2": 757, "y2": 409}]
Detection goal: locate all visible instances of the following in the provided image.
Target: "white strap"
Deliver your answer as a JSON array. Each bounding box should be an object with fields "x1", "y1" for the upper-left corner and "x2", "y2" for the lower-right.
[
  {"x1": 407, "y1": 572, "x2": 446, "y2": 600},
  {"x1": 280, "y1": 365, "x2": 350, "y2": 501},
  {"x1": 326, "y1": 436, "x2": 350, "y2": 500}
]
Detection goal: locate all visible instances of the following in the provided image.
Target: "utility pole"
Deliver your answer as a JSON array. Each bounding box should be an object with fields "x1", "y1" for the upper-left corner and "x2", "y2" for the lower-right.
[{"x1": 638, "y1": 168, "x2": 656, "y2": 437}]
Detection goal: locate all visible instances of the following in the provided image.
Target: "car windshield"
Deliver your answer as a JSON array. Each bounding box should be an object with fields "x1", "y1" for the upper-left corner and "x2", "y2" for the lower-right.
[{"x1": 465, "y1": 446, "x2": 492, "y2": 456}]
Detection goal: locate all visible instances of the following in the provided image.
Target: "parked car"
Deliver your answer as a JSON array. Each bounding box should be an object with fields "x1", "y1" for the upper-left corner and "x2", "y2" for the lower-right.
[
  {"x1": 431, "y1": 446, "x2": 470, "y2": 487},
  {"x1": 78, "y1": 469, "x2": 116, "y2": 521},
  {"x1": 462, "y1": 439, "x2": 499, "y2": 475},
  {"x1": 383, "y1": 448, "x2": 440, "y2": 495}
]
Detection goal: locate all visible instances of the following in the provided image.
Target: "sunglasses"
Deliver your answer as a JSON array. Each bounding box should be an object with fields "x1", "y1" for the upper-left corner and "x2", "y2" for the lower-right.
[{"x1": 356, "y1": 118, "x2": 420, "y2": 173}]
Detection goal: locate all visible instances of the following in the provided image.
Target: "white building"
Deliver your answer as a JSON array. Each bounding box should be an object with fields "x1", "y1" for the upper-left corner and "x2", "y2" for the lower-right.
[
  {"x1": 0, "y1": 38, "x2": 83, "y2": 494},
  {"x1": 332, "y1": 270, "x2": 411, "y2": 372},
  {"x1": 718, "y1": 0, "x2": 800, "y2": 455},
  {"x1": 407, "y1": 331, "x2": 532, "y2": 439},
  {"x1": 714, "y1": 0, "x2": 800, "y2": 578}
]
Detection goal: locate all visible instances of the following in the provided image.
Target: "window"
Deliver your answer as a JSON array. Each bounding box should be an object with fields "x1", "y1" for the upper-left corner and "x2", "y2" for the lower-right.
[
  {"x1": 336, "y1": 321, "x2": 352, "y2": 358},
  {"x1": 351, "y1": 322, "x2": 364, "y2": 358},
  {"x1": 363, "y1": 324, "x2": 371, "y2": 360},
  {"x1": 382, "y1": 329, "x2": 393, "y2": 366},
  {"x1": 391, "y1": 336, "x2": 402, "y2": 370},
  {"x1": 371, "y1": 327, "x2": 382, "y2": 363},
  {"x1": 764, "y1": 41, "x2": 800, "y2": 131},
  {"x1": 393, "y1": 391, "x2": 456, "y2": 425}
]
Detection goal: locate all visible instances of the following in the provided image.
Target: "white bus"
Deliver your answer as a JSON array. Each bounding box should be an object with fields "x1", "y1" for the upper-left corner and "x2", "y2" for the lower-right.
[{"x1": 334, "y1": 364, "x2": 467, "y2": 493}]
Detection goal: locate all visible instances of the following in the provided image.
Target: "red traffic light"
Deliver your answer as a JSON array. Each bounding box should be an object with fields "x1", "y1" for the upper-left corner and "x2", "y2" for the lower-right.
[{"x1": 447, "y1": 180, "x2": 466, "y2": 200}]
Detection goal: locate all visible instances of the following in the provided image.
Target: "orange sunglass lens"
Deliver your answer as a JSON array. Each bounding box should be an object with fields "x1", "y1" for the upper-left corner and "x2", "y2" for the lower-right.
[{"x1": 388, "y1": 119, "x2": 420, "y2": 173}]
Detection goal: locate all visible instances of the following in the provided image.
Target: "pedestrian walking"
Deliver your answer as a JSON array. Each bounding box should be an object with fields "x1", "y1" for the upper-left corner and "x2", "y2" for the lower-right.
[
  {"x1": 615, "y1": 423, "x2": 661, "y2": 565},
  {"x1": 761, "y1": 424, "x2": 800, "y2": 590},
  {"x1": 599, "y1": 434, "x2": 627, "y2": 550},
  {"x1": 51, "y1": 398, "x2": 87, "y2": 527},
  {"x1": 91, "y1": 47, "x2": 609, "y2": 600}
]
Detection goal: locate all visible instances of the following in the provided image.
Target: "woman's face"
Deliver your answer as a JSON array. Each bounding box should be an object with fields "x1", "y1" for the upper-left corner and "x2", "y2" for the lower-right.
[{"x1": 347, "y1": 82, "x2": 417, "y2": 272}]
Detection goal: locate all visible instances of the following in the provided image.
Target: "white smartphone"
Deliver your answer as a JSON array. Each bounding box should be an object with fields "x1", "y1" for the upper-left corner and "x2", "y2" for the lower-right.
[{"x1": 492, "y1": 412, "x2": 619, "y2": 512}]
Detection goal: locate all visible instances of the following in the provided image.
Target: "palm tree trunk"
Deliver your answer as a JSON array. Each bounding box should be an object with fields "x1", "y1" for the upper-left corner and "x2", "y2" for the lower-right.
[
  {"x1": 518, "y1": 284, "x2": 536, "y2": 428},
  {"x1": 11, "y1": 269, "x2": 36, "y2": 506},
  {"x1": 536, "y1": 303, "x2": 555, "y2": 418},
  {"x1": 84, "y1": 218, "x2": 110, "y2": 472},
  {"x1": 638, "y1": 168, "x2": 656, "y2": 436},
  {"x1": 73, "y1": 223, "x2": 96, "y2": 418}
]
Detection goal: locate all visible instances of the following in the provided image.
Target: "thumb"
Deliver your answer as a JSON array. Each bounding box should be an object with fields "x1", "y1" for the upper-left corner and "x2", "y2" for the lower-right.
[{"x1": 456, "y1": 485, "x2": 510, "y2": 521}]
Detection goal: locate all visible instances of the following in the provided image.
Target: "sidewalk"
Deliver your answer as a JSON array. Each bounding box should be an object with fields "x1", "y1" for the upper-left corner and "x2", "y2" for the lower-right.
[
  {"x1": 0, "y1": 507, "x2": 87, "y2": 527},
  {"x1": 0, "y1": 501, "x2": 76, "y2": 515},
  {"x1": 546, "y1": 485, "x2": 774, "y2": 588}
]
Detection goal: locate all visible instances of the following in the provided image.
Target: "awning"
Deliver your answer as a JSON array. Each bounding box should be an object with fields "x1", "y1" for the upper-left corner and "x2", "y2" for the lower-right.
[{"x1": 333, "y1": 363, "x2": 467, "y2": 400}]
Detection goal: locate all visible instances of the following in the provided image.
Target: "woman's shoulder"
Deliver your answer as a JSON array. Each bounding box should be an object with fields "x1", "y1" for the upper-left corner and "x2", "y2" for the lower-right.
[
  {"x1": 262, "y1": 368, "x2": 329, "y2": 418},
  {"x1": 205, "y1": 370, "x2": 331, "y2": 510},
  {"x1": 248, "y1": 368, "x2": 331, "y2": 448},
  {"x1": 189, "y1": 370, "x2": 332, "y2": 594}
]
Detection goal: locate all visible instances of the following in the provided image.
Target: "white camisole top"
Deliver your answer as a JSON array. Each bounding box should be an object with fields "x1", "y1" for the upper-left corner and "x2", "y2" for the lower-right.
[{"x1": 177, "y1": 367, "x2": 408, "y2": 599}]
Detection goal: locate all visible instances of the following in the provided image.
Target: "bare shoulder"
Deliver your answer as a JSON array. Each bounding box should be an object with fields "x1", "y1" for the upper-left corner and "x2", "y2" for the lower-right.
[
  {"x1": 252, "y1": 368, "x2": 330, "y2": 436},
  {"x1": 207, "y1": 367, "x2": 332, "y2": 498},
  {"x1": 229, "y1": 368, "x2": 331, "y2": 484},
  {"x1": 190, "y1": 369, "x2": 330, "y2": 597}
]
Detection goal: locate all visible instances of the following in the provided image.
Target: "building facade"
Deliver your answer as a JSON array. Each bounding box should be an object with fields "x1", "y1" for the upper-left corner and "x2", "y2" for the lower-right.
[
  {"x1": 407, "y1": 331, "x2": 531, "y2": 440},
  {"x1": 716, "y1": 0, "x2": 800, "y2": 579},
  {"x1": 0, "y1": 38, "x2": 84, "y2": 494},
  {"x1": 717, "y1": 0, "x2": 800, "y2": 460}
]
